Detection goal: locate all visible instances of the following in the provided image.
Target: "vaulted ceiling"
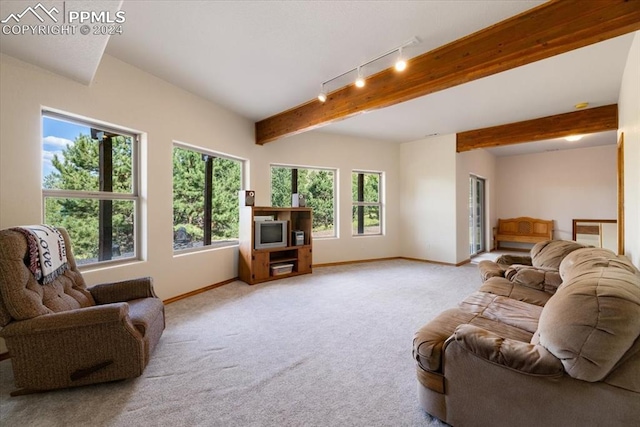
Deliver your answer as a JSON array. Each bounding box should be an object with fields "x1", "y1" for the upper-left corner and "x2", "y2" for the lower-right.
[{"x1": 1, "y1": 1, "x2": 638, "y2": 155}]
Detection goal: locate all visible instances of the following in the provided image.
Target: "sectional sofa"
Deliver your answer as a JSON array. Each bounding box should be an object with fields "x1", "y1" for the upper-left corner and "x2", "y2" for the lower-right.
[{"x1": 413, "y1": 242, "x2": 640, "y2": 426}]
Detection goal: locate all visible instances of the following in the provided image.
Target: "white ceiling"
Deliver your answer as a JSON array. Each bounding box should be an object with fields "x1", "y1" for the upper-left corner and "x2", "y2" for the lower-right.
[
  {"x1": 0, "y1": 1, "x2": 122, "y2": 84},
  {"x1": 1, "y1": 1, "x2": 634, "y2": 155}
]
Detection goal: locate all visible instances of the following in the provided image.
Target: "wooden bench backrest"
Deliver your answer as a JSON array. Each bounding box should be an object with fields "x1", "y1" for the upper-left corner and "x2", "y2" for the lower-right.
[
  {"x1": 495, "y1": 217, "x2": 554, "y2": 248},
  {"x1": 498, "y1": 217, "x2": 553, "y2": 238}
]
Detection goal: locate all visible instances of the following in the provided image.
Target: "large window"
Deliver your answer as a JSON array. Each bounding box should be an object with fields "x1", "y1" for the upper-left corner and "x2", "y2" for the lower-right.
[
  {"x1": 271, "y1": 165, "x2": 336, "y2": 238},
  {"x1": 42, "y1": 112, "x2": 139, "y2": 266},
  {"x1": 352, "y1": 171, "x2": 382, "y2": 235},
  {"x1": 172, "y1": 144, "x2": 243, "y2": 251}
]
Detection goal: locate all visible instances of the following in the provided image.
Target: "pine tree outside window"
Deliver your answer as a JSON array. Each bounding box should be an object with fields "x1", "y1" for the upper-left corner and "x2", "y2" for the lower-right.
[
  {"x1": 42, "y1": 111, "x2": 139, "y2": 266},
  {"x1": 270, "y1": 165, "x2": 336, "y2": 238},
  {"x1": 352, "y1": 171, "x2": 382, "y2": 236},
  {"x1": 172, "y1": 144, "x2": 244, "y2": 252}
]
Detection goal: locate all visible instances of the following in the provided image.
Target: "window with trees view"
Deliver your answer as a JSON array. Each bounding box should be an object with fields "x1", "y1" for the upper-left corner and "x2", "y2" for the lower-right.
[
  {"x1": 271, "y1": 165, "x2": 335, "y2": 238},
  {"x1": 172, "y1": 145, "x2": 243, "y2": 251},
  {"x1": 42, "y1": 112, "x2": 138, "y2": 265},
  {"x1": 352, "y1": 171, "x2": 382, "y2": 235}
]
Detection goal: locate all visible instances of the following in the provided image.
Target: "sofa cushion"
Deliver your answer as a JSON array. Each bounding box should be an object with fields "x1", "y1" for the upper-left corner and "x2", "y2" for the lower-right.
[
  {"x1": 530, "y1": 240, "x2": 586, "y2": 270},
  {"x1": 460, "y1": 291, "x2": 542, "y2": 334},
  {"x1": 536, "y1": 264, "x2": 640, "y2": 382},
  {"x1": 479, "y1": 277, "x2": 551, "y2": 306},
  {"x1": 504, "y1": 264, "x2": 562, "y2": 294},
  {"x1": 559, "y1": 247, "x2": 640, "y2": 282}
]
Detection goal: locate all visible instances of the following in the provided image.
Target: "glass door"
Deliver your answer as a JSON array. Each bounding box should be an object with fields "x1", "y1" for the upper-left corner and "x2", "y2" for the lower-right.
[{"x1": 469, "y1": 175, "x2": 486, "y2": 256}]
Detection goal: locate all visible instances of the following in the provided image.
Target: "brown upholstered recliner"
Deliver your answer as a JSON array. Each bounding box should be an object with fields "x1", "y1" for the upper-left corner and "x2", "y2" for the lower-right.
[{"x1": 0, "y1": 227, "x2": 165, "y2": 395}]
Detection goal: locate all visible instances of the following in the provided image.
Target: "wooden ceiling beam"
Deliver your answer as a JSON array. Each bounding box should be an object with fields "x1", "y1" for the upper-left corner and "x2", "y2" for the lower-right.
[
  {"x1": 456, "y1": 104, "x2": 618, "y2": 152},
  {"x1": 255, "y1": 0, "x2": 640, "y2": 145}
]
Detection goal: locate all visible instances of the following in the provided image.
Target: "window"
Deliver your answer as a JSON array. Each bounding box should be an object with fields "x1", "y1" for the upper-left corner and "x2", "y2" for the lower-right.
[
  {"x1": 352, "y1": 171, "x2": 382, "y2": 235},
  {"x1": 172, "y1": 144, "x2": 243, "y2": 251},
  {"x1": 469, "y1": 175, "x2": 486, "y2": 256},
  {"x1": 271, "y1": 165, "x2": 336, "y2": 238},
  {"x1": 42, "y1": 111, "x2": 139, "y2": 266}
]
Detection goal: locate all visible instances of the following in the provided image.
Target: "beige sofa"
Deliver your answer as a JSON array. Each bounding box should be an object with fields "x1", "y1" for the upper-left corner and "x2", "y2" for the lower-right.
[
  {"x1": 477, "y1": 239, "x2": 588, "y2": 306},
  {"x1": 413, "y1": 246, "x2": 640, "y2": 426}
]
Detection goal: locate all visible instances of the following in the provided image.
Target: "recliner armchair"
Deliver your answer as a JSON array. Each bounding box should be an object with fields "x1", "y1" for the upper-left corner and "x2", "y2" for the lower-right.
[{"x1": 0, "y1": 227, "x2": 165, "y2": 395}]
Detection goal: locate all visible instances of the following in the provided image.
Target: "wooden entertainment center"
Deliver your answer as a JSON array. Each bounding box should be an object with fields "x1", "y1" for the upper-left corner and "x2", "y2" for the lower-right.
[{"x1": 238, "y1": 206, "x2": 313, "y2": 285}]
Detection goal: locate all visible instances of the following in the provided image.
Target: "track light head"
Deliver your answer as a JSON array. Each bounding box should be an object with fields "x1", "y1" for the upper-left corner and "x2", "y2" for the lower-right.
[
  {"x1": 395, "y1": 47, "x2": 407, "y2": 72},
  {"x1": 565, "y1": 135, "x2": 583, "y2": 142},
  {"x1": 318, "y1": 83, "x2": 327, "y2": 102},
  {"x1": 355, "y1": 67, "x2": 365, "y2": 88}
]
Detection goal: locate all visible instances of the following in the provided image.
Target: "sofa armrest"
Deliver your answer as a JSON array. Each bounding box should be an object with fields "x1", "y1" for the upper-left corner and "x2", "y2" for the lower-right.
[
  {"x1": 495, "y1": 254, "x2": 532, "y2": 266},
  {"x1": 453, "y1": 324, "x2": 563, "y2": 376},
  {"x1": 478, "y1": 260, "x2": 506, "y2": 281},
  {"x1": 0, "y1": 303, "x2": 132, "y2": 337},
  {"x1": 89, "y1": 277, "x2": 157, "y2": 304}
]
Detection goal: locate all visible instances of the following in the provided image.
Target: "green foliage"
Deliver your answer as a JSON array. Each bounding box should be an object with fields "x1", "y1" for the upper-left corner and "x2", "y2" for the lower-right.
[
  {"x1": 271, "y1": 167, "x2": 292, "y2": 207},
  {"x1": 299, "y1": 169, "x2": 334, "y2": 232},
  {"x1": 172, "y1": 147, "x2": 242, "y2": 246},
  {"x1": 44, "y1": 135, "x2": 134, "y2": 262},
  {"x1": 211, "y1": 157, "x2": 241, "y2": 239},
  {"x1": 351, "y1": 172, "x2": 379, "y2": 203},
  {"x1": 352, "y1": 172, "x2": 381, "y2": 234},
  {"x1": 44, "y1": 141, "x2": 243, "y2": 261},
  {"x1": 172, "y1": 148, "x2": 205, "y2": 236},
  {"x1": 271, "y1": 166, "x2": 335, "y2": 234}
]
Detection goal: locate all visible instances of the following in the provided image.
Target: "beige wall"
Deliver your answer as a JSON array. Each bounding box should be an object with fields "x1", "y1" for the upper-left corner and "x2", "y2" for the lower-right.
[
  {"x1": 0, "y1": 53, "x2": 400, "y2": 303},
  {"x1": 399, "y1": 134, "x2": 458, "y2": 264},
  {"x1": 251, "y1": 131, "x2": 401, "y2": 265},
  {"x1": 618, "y1": 31, "x2": 640, "y2": 267},
  {"x1": 495, "y1": 144, "x2": 618, "y2": 242},
  {"x1": 456, "y1": 149, "x2": 497, "y2": 261},
  {"x1": 0, "y1": 53, "x2": 251, "y2": 301}
]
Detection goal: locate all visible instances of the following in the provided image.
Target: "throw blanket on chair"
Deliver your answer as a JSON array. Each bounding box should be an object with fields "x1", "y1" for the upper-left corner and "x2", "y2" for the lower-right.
[{"x1": 11, "y1": 225, "x2": 69, "y2": 284}]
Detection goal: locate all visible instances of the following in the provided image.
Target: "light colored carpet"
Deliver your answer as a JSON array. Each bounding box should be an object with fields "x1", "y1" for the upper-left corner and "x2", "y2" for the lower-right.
[{"x1": 0, "y1": 259, "x2": 483, "y2": 426}]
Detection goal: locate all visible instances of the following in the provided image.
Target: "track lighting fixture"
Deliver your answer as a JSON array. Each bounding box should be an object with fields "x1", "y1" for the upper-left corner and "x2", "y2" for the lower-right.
[
  {"x1": 565, "y1": 135, "x2": 583, "y2": 142},
  {"x1": 355, "y1": 67, "x2": 365, "y2": 88},
  {"x1": 318, "y1": 84, "x2": 327, "y2": 102},
  {"x1": 317, "y1": 37, "x2": 419, "y2": 102},
  {"x1": 395, "y1": 47, "x2": 407, "y2": 72}
]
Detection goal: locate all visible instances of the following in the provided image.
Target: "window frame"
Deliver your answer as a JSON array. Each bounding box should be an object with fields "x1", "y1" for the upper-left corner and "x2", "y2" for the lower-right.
[
  {"x1": 270, "y1": 163, "x2": 338, "y2": 239},
  {"x1": 41, "y1": 110, "x2": 141, "y2": 267},
  {"x1": 352, "y1": 170, "x2": 383, "y2": 236},
  {"x1": 172, "y1": 141, "x2": 246, "y2": 254}
]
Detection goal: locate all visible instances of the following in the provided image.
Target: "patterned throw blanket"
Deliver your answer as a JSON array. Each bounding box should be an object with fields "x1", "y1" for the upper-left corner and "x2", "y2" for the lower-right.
[{"x1": 12, "y1": 225, "x2": 69, "y2": 284}]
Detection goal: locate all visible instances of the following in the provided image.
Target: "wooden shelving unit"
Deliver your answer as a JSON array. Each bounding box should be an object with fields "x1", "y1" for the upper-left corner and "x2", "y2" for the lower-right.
[{"x1": 239, "y1": 206, "x2": 313, "y2": 285}]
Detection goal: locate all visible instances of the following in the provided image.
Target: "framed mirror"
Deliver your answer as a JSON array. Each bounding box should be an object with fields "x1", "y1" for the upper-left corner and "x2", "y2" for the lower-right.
[{"x1": 573, "y1": 219, "x2": 618, "y2": 253}]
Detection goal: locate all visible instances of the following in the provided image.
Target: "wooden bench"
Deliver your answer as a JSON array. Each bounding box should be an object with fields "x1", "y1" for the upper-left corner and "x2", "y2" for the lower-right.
[{"x1": 494, "y1": 217, "x2": 554, "y2": 250}]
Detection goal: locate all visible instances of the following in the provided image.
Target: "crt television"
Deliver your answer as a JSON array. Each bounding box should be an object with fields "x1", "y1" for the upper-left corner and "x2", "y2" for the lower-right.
[{"x1": 254, "y1": 220, "x2": 288, "y2": 249}]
